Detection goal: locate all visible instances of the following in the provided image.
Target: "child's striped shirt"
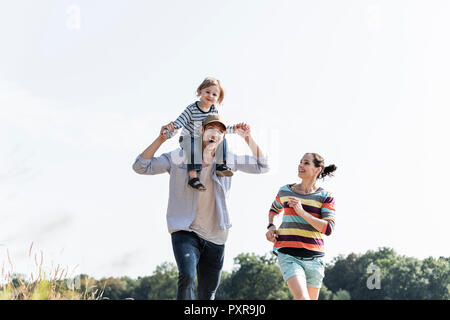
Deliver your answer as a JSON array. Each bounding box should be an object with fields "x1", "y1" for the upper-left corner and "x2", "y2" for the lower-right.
[
  {"x1": 173, "y1": 102, "x2": 235, "y2": 137},
  {"x1": 269, "y1": 184, "x2": 336, "y2": 258}
]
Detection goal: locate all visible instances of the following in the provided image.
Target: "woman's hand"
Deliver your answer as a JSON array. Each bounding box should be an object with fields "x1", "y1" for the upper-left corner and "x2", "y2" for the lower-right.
[
  {"x1": 288, "y1": 197, "x2": 329, "y2": 234},
  {"x1": 288, "y1": 197, "x2": 306, "y2": 217},
  {"x1": 265, "y1": 226, "x2": 278, "y2": 243}
]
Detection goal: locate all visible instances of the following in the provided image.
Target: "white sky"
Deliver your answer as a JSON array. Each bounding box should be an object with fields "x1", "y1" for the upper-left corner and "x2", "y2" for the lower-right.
[{"x1": 1, "y1": 0, "x2": 449, "y2": 280}]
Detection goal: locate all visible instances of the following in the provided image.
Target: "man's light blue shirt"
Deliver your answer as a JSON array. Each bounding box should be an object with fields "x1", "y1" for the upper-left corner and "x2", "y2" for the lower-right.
[{"x1": 132, "y1": 148, "x2": 269, "y2": 234}]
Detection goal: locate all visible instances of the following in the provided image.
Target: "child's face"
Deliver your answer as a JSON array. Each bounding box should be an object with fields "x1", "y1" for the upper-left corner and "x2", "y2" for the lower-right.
[{"x1": 198, "y1": 85, "x2": 221, "y2": 106}]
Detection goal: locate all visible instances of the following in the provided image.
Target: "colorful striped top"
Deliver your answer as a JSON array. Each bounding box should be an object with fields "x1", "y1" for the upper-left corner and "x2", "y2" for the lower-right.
[{"x1": 269, "y1": 184, "x2": 336, "y2": 258}]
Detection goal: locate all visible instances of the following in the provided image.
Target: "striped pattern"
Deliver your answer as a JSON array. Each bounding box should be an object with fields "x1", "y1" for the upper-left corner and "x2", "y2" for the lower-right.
[
  {"x1": 270, "y1": 184, "x2": 335, "y2": 255},
  {"x1": 173, "y1": 102, "x2": 234, "y2": 137}
]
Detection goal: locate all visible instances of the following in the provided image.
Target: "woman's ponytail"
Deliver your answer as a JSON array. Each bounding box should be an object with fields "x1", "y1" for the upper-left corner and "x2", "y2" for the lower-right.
[
  {"x1": 308, "y1": 153, "x2": 337, "y2": 180},
  {"x1": 320, "y1": 164, "x2": 337, "y2": 179}
]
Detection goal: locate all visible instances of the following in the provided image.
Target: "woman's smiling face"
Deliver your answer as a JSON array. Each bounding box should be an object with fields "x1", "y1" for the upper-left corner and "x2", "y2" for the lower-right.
[{"x1": 298, "y1": 153, "x2": 322, "y2": 180}]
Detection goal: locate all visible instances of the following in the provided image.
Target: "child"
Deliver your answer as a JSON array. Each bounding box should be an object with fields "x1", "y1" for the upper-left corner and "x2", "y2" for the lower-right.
[{"x1": 163, "y1": 77, "x2": 238, "y2": 192}]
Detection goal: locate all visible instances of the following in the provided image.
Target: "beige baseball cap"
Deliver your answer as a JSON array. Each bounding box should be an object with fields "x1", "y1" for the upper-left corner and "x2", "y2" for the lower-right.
[{"x1": 202, "y1": 114, "x2": 227, "y2": 131}]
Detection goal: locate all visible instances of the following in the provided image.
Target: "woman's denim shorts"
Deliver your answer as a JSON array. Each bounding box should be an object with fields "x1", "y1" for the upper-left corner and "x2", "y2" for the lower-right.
[{"x1": 277, "y1": 251, "x2": 325, "y2": 288}]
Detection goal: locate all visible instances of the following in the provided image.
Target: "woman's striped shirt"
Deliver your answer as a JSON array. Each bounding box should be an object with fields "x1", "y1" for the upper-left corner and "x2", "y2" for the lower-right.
[
  {"x1": 173, "y1": 102, "x2": 234, "y2": 137},
  {"x1": 269, "y1": 184, "x2": 336, "y2": 257}
]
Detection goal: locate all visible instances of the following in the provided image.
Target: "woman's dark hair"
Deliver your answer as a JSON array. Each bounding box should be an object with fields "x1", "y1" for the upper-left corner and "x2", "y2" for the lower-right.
[{"x1": 307, "y1": 153, "x2": 337, "y2": 180}]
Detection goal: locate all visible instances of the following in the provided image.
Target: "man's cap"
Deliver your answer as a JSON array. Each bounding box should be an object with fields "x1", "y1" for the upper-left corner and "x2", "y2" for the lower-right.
[{"x1": 203, "y1": 114, "x2": 227, "y2": 131}]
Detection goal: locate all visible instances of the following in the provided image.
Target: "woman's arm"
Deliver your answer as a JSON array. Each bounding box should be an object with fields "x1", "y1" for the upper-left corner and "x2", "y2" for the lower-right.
[
  {"x1": 288, "y1": 197, "x2": 329, "y2": 234},
  {"x1": 265, "y1": 193, "x2": 283, "y2": 243},
  {"x1": 266, "y1": 213, "x2": 278, "y2": 243}
]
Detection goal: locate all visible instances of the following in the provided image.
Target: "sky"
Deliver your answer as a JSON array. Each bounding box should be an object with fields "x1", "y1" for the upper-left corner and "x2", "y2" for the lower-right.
[{"x1": 1, "y1": 0, "x2": 449, "y2": 280}]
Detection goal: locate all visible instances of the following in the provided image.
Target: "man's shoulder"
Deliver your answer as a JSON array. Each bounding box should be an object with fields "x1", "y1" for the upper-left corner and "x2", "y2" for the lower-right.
[
  {"x1": 161, "y1": 148, "x2": 183, "y2": 162},
  {"x1": 226, "y1": 151, "x2": 268, "y2": 165},
  {"x1": 161, "y1": 148, "x2": 184, "y2": 164}
]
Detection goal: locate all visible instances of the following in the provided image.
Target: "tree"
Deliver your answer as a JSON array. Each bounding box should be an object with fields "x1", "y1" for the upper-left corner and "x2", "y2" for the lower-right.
[
  {"x1": 132, "y1": 262, "x2": 178, "y2": 300},
  {"x1": 323, "y1": 247, "x2": 450, "y2": 300},
  {"x1": 98, "y1": 277, "x2": 129, "y2": 300},
  {"x1": 78, "y1": 274, "x2": 102, "y2": 299},
  {"x1": 332, "y1": 289, "x2": 351, "y2": 300},
  {"x1": 420, "y1": 257, "x2": 450, "y2": 300},
  {"x1": 55, "y1": 248, "x2": 448, "y2": 300},
  {"x1": 318, "y1": 284, "x2": 333, "y2": 300},
  {"x1": 216, "y1": 253, "x2": 291, "y2": 300}
]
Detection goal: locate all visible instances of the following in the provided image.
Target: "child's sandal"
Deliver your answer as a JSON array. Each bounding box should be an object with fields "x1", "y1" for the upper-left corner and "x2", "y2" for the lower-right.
[{"x1": 187, "y1": 177, "x2": 206, "y2": 192}]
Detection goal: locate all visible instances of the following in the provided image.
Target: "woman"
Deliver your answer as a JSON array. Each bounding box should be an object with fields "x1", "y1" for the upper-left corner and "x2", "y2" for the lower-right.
[{"x1": 266, "y1": 153, "x2": 337, "y2": 300}]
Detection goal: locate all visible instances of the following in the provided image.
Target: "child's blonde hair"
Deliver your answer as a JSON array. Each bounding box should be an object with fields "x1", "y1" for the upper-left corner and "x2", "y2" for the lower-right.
[{"x1": 196, "y1": 77, "x2": 225, "y2": 104}]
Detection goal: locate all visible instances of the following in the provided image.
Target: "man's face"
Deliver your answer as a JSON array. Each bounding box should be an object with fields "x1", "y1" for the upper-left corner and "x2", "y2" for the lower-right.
[{"x1": 202, "y1": 122, "x2": 226, "y2": 146}]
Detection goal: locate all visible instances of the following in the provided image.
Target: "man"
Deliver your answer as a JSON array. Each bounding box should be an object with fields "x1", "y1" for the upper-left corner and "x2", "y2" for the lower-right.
[{"x1": 132, "y1": 114, "x2": 269, "y2": 300}]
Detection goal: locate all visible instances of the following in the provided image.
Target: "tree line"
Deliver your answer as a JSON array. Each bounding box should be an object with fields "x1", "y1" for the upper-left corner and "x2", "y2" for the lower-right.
[
  {"x1": 4, "y1": 247, "x2": 449, "y2": 300},
  {"x1": 85, "y1": 247, "x2": 449, "y2": 300}
]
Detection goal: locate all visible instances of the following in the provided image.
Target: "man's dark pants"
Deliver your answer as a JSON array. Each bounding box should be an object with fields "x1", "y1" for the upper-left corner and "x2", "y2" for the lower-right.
[{"x1": 171, "y1": 230, "x2": 225, "y2": 300}]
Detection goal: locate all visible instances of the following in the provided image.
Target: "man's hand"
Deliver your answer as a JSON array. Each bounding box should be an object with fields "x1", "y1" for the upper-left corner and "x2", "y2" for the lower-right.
[
  {"x1": 160, "y1": 122, "x2": 176, "y2": 140},
  {"x1": 235, "y1": 122, "x2": 251, "y2": 139}
]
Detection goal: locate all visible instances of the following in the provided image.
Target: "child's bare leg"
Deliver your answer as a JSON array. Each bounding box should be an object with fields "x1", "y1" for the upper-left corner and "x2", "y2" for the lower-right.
[
  {"x1": 186, "y1": 135, "x2": 206, "y2": 191},
  {"x1": 215, "y1": 138, "x2": 233, "y2": 177},
  {"x1": 188, "y1": 169, "x2": 197, "y2": 179}
]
